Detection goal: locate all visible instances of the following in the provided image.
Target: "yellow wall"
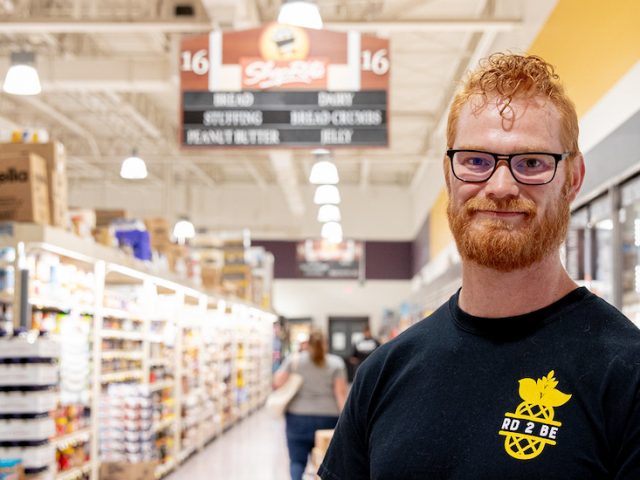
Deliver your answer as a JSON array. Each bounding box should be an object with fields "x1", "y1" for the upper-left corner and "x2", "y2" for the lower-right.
[
  {"x1": 528, "y1": 0, "x2": 640, "y2": 117},
  {"x1": 426, "y1": 0, "x2": 640, "y2": 260}
]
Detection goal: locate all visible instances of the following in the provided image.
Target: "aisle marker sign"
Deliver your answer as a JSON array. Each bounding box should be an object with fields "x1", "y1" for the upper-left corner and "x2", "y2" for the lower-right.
[{"x1": 180, "y1": 24, "x2": 390, "y2": 148}]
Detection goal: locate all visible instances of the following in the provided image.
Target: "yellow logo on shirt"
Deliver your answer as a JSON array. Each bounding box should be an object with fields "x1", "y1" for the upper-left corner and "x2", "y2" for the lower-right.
[{"x1": 498, "y1": 370, "x2": 571, "y2": 460}]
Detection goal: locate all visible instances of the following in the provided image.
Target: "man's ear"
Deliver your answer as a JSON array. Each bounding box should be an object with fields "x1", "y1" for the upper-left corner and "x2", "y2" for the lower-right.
[{"x1": 567, "y1": 152, "x2": 585, "y2": 202}]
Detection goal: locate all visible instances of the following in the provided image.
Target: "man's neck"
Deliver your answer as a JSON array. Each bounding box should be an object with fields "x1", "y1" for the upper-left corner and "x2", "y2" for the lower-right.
[{"x1": 458, "y1": 253, "x2": 578, "y2": 318}]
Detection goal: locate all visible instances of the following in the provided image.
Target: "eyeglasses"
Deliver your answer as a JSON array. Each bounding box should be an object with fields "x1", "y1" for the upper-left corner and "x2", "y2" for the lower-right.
[{"x1": 446, "y1": 149, "x2": 570, "y2": 185}]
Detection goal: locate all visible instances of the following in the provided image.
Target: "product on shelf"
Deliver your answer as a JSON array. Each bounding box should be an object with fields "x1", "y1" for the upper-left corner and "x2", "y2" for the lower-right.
[{"x1": 0, "y1": 332, "x2": 59, "y2": 477}]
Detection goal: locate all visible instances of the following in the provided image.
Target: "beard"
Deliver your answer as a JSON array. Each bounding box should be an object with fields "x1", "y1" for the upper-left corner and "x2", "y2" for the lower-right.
[{"x1": 447, "y1": 187, "x2": 570, "y2": 272}]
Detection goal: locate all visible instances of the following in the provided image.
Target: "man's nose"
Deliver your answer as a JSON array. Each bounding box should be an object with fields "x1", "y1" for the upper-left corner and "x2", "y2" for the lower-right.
[{"x1": 484, "y1": 161, "x2": 520, "y2": 198}]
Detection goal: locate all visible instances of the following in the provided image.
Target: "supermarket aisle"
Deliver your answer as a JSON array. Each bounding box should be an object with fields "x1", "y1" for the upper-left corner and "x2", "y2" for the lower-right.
[{"x1": 167, "y1": 409, "x2": 290, "y2": 480}]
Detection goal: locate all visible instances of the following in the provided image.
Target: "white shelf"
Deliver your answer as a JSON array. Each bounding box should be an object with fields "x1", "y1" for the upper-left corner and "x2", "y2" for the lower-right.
[
  {"x1": 52, "y1": 428, "x2": 91, "y2": 448},
  {"x1": 101, "y1": 369, "x2": 144, "y2": 383},
  {"x1": 150, "y1": 357, "x2": 171, "y2": 367},
  {"x1": 149, "y1": 380, "x2": 174, "y2": 392},
  {"x1": 155, "y1": 459, "x2": 176, "y2": 479},
  {"x1": 178, "y1": 445, "x2": 197, "y2": 463},
  {"x1": 102, "y1": 350, "x2": 144, "y2": 360},
  {"x1": 153, "y1": 415, "x2": 176, "y2": 433},
  {"x1": 0, "y1": 291, "x2": 13, "y2": 303},
  {"x1": 55, "y1": 463, "x2": 92, "y2": 480},
  {"x1": 102, "y1": 307, "x2": 145, "y2": 320},
  {"x1": 149, "y1": 334, "x2": 165, "y2": 343},
  {"x1": 100, "y1": 329, "x2": 144, "y2": 341}
]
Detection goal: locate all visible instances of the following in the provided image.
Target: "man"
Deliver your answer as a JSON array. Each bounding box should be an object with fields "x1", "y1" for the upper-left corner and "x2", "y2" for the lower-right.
[
  {"x1": 319, "y1": 53, "x2": 640, "y2": 479},
  {"x1": 349, "y1": 326, "x2": 381, "y2": 378}
]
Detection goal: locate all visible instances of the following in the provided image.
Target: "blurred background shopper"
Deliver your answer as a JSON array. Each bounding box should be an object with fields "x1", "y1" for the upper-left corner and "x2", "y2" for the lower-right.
[{"x1": 274, "y1": 329, "x2": 348, "y2": 479}]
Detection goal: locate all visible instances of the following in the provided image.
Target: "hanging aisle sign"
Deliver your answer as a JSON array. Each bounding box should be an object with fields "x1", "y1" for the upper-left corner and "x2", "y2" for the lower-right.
[{"x1": 180, "y1": 23, "x2": 390, "y2": 148}]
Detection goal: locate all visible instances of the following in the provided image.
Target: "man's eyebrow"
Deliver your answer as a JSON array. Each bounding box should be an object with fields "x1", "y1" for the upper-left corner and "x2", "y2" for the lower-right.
[{"x1": 454, "y1": 145, "x2": 554, "y2": 153}]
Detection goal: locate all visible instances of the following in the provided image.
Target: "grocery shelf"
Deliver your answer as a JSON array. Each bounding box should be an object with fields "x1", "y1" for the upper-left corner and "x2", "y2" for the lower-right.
[
  {"x1": 55, "y1": 463, "x2": 92, "y2": 480},
  {"x1": 102, "y1": 307, "x2": 144, "y2": 320},
  {"x1": 52, "y1": 428, "x2": 91, "y2": 449},
  {"x1": 149, "y1": 380, "x2": 174, "y2": 392},
  {"x1": 153, "y1": 416, "x2": 176, "y2": 433},
  {"x1": 101, "y1": 369, "x2": 144, "y2": 383},
  {"x1": 100, "y1": 329, "x2": 144, "y2": 341},
  {"x1": 0, "y1": 291, "x2": 13, "y2": 304},
  {"x1": 155, "y1": 459, "x2": 176, "y2": 479},
  {"x1": 101, "y1": 350, "x2": 144, "y2": 360},
  {"x1": 149, "y1": 357, "x2": 171, "y2": 367},
  {"x1": 0, "y1": 222, "x2": 276, "y2": 480}
]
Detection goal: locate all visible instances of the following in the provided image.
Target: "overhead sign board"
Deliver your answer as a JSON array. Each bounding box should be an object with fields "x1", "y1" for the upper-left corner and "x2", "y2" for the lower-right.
[{"x1": 180, "y1": 23, "x2": 390, "y2": 148}]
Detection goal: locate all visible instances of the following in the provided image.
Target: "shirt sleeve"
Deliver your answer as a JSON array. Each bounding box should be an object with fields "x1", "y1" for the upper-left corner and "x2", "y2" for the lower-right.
[
  {"x1": 332, "y1": 356, "x2": 347, "y2": 382},
  {"x1": 318, "y1": 366, "x2": 371, "y2": 479},
  {"x1": 276, "y1": 353, "x2": 292, "y2": 374}
]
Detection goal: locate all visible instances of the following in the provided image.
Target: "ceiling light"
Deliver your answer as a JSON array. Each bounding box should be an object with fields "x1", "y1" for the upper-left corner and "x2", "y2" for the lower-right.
[
  {"x1": 314, "y1": 185, "x2": 341, "y2": 204},
  {"x1": 3, "y1": 51, "x2": 41, "y2": 96},
  {"x1": 120, "y1": 149, "x2": 148, "y2": 180},
  {"x1": 278, "y1": 0, "x2": 323, "y2": 29},
  {"x1": 309, "y1": 160, "x2": 339, "y2": 184},
  {"x1": 318, "y1": 204, "x2": 341, "y2": 223},
  {"x1": 321, "y1": 221, "x2": 343, "y2": 243},
  {"x1": 173, "y1": 218, "x2": 196, "y2": 245}
]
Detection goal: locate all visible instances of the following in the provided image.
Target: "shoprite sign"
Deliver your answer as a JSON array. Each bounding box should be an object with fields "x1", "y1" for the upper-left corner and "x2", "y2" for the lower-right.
[{"x1": 180, "y1": 23, "x2": 389, "y2": 148}]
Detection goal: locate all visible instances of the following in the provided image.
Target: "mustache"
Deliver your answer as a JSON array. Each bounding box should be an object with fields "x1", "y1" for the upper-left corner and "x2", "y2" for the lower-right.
[{"x1": 463, "y1": 197, "x2": 537, "y2": 216}]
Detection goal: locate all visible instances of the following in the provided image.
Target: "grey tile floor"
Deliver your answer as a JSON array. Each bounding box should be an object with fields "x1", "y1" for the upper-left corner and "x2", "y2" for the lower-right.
[{"x1": 166, "y1": 409, "x2": 291, "y2": 480}]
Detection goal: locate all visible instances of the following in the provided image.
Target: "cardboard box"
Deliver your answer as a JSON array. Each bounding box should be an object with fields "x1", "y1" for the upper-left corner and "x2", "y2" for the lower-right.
[
  {"x1": 144, "y1": 217, "x2": 171, "y2": 250},
  {"x1": 0, "y1": 142, "x2": 68, "y2": 227},
  {"x1": 95, "y1": 209, "x2": 128, "y2": 227},
  {"x1": 0, "y1": 153, "x2": 50, "y2": 225},
  {"x1": 100, "y1": 461, "x2": 158, "y2": 480},
  {"x1": 314, "y1": 429, "x2": 334, "y2": 454},
  {"x1": 201, "y1": 265, "x2": 222, "y2": 290}
]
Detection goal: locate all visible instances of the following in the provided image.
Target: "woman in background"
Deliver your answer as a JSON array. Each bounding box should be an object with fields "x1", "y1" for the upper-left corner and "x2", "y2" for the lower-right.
[{"x1": 273, "y1": 329, "x2": 348, "y2": 480}]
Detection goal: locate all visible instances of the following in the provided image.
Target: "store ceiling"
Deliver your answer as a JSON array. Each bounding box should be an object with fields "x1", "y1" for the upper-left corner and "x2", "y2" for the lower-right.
[{"x1": 0, "y1": 0, "x2": 551, "y2": 231}]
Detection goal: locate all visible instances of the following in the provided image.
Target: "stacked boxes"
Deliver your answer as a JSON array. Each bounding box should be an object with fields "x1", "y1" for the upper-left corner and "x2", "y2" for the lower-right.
[
  {"x1": 221, "y1": 238, "x2": 252, "y2": 300},
  {"x1": 0, "y1": 334, "x2": 60, "y2": 477},
  {"x1": 99, "y1": 385, "x2": 155, "y2": 463},
  {"x1": 0, "y1": 142, "x2": 68, "y2": 228},
  {"x1": 311, "y1": 429, "x2": 335, "y2": 476},
  {"x1": 143, "y1": 217, "x2": 171, "y2": 253},
  {"x1": 0, "y1": 153, "x2": 49, "y2": 225}
]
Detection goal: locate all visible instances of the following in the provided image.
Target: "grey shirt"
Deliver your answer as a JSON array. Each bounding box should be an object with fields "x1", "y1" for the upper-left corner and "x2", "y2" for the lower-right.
[{"x1": 279, "y1": 351, "x2": 347, "y2": 416}]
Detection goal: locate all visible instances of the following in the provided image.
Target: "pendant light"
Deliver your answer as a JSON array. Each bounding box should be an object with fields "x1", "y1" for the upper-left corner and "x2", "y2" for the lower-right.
[
  {"x1": 313, "y1": 185, "x2": 341, "y2": 205},
  {"x1": 321, "y1": 221, "x2": 343, "y2": 244},
  {"x1": 317, "y1": 204, "x2": 341, "y2": 223},
  {"x1": 278, "y1": 0, "x2": 323, "y2": 29},
  {"x1": 3, "y1": 51, "x2": 41, "y2": 96},
  {"x1": 172, "y1": 217, "x2": 196, "y2": 245},
  {"x1": 120, "y1": 149, "x2": 148, "y2": 180},
  {"x1": 309, "y1": 160, "x2": 339, "y2": 184}
]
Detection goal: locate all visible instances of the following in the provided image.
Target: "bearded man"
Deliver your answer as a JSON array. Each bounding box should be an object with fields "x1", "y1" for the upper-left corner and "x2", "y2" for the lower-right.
[{"x1": 319, "y1": 53, "x2": 640, "y2": 479}]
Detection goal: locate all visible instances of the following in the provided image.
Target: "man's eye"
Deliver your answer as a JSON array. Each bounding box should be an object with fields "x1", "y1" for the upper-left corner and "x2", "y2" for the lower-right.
[
  {"x1": 524, "y1": 158, "x2": 541, "y2": 168},
  {"x1": 466, "y1": 157, "x2": 490, "y2": 166}
]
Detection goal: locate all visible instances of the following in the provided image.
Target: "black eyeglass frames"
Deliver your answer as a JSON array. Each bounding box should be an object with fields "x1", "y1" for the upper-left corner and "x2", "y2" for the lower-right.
[{"x1": 446, "y1": 149, "x2": 571, "y2": 185}]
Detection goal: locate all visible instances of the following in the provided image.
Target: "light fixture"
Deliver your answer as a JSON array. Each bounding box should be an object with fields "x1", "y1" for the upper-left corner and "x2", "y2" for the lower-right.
[
  {"x1": 321, "y1": 221, "x2": 343, "y2": 243},
  {"x1": 172, "y1": 217, "x2": 196, "y2": 245},
  {"x1": 277, "y1": 0, "x2": 323, "y2": 29},
  {"x1": 309, "y1": 160, "x2": 339, "y2": 184},
  {"x1": 120, "y1": 149, "x2": 148, "y2": 180},
  {"x1": 3, "y1": 51, "x2": 41, "y2": 95},
  {"x1": 314, "y1": 185, "x2": 341, "y2": 204},
  {"x1": 317, "y1": 204, "x2": 341, "y2": 223}
]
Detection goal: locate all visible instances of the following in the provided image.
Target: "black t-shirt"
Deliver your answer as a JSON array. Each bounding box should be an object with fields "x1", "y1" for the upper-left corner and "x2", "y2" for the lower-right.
[{"x1": 319, "y1": 287, "x2": 640, "y2": 479}]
